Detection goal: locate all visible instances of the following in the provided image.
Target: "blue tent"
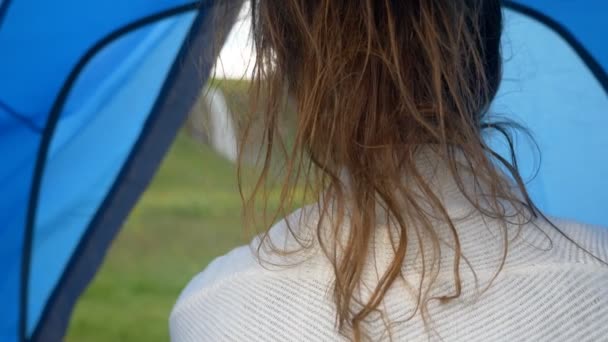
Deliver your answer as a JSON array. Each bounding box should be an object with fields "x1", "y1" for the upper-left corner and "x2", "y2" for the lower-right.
[{"x1": 0, "y1": 0, "x2": 606, "y2": 341}]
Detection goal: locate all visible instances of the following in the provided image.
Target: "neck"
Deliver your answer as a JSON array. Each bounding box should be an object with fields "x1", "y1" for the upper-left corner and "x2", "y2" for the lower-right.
[{"x1": 332, "y1": 146, "x2": 491, "y2": 220}]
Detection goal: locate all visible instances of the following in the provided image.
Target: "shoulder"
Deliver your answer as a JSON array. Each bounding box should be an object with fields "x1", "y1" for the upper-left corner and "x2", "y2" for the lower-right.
[
  {"x1": 548, "y1": 216, "x2": 608, "y2": 236},
  {"x1": 507, "y1": 215, "x2": 607, "y2": 267},
  {"x1": 173, "y1": 205, "x2": 322, "y2": 305},
  {"x1": 169, "y1": 266, "x2": 338, "y2": 341},
  {"x1": 172, "y1": 244, "x2": 259, "y2": 306},
  {"x1": 540, "y1": 216, "x2": 608, "y2": 263},
  {"x1": 169, "y1": 205, "x2": 333, "y2": 341}
]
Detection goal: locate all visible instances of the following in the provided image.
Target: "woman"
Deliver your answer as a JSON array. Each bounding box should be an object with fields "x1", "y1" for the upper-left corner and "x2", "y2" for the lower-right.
[{"x1": 170, "y1": 1, "x2": 608, "y2": 341}]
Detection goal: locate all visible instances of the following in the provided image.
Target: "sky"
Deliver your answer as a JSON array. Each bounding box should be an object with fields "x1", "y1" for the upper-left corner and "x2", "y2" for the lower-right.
[{"x1": 213, "y1": 3, "x2": 255, "y2": 79}]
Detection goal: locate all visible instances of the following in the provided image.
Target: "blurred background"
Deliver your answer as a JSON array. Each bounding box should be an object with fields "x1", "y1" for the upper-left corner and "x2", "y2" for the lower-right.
[{"x1": 65, "y1": 7, "x2": 259, "y2": 341}]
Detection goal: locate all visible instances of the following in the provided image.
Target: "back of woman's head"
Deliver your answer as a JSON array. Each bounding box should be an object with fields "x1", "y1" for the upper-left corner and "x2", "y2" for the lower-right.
[
  {"x1": 242, "y1": 1, "x2": 531, "y2": 340},
  {"x1": 252, "y1": 0, "x2": 503, "y2": 151}
]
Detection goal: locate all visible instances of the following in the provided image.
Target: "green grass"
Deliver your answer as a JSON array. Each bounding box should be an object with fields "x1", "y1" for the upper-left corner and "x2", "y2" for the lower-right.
[
  {"x1": 212, "y1": 78, "x2": 251, "y2": 115},
  {"x1": 66, "y1": 132, "x2": 248, "y2": 342},
  {"x1": 65, "y1": 77, "x2": 304, "y2": 341}
]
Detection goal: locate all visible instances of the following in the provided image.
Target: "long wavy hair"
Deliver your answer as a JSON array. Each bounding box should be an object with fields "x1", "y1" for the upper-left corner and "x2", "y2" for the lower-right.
[{"x1": 234, "y1": 0, "x2": 559, "y2": 340}]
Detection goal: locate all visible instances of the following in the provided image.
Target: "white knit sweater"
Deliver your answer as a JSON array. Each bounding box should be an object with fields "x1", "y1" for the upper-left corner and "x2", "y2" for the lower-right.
[{"x1": 170, "y1": 162, "x2": 608, "y2": 341}]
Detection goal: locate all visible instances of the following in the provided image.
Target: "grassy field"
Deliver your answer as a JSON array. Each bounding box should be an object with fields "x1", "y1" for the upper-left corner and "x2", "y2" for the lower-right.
[
  {"x1": 66, "y1": 132, "x2": 248, "y2": 341},
  {"x1": 65, "y1": 78, "x2": 302, "y2": 341}
]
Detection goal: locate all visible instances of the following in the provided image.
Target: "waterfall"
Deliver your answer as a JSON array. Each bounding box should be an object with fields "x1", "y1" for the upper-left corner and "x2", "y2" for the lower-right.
[{"x1": 204, "y1": 86, "x2": 238, "y2": 162}]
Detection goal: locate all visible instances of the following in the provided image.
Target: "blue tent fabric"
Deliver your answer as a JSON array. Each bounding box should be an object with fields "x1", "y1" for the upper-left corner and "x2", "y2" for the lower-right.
[
  {"x1": 0, "y1": 1, "x2": 606, "y2": 341},
  {"x1": 494, "y1": 1, "x2": 608, "y2": 226},
  {"x1": 504, "y1": 1, "x2": 608, "y2": 92},
  {"x1": 0, "y1": 0, "x2": 242, "y2": 341},
  {"x1": 29, "y1": 12, "x2": 197, "y2": 336}
]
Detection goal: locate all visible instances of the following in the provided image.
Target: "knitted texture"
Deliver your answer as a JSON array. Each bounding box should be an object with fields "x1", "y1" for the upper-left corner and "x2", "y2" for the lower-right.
[
  {"x1": 170, "y1": 158, "x2": 608, "y2": 341},
  {"x1": 170, "y1": 206, "x2": 608, "y2": 341}
]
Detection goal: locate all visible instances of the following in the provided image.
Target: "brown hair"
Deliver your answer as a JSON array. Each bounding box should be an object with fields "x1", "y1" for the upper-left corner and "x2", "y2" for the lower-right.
[{"x1": 237, "y1": 0, "x2": 541, "y2": 340}]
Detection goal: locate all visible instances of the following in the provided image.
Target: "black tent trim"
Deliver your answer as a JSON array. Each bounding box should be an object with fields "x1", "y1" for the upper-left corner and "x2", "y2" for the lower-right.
[
  {"x1": 22, "y1": 3, "x2": 201, "y2": 340},
  {"x1": 21, "y1": 0, "x2": 243, "y2": 340},
  {"x1": 0, "y1": 0, "x2": 13, "y2": 29},
  {"x1": 503, "y1": 1, "x2": 608, "y2": 94}
]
